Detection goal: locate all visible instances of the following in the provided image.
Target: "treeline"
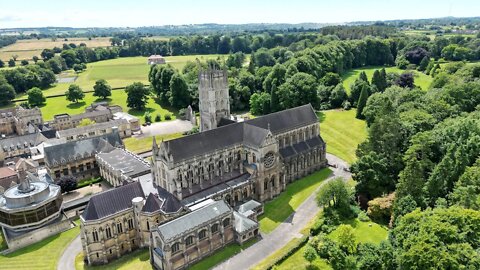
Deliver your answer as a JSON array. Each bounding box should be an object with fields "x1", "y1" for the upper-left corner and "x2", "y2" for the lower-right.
[
  {"x1": 0, "y1": 36, "x2": 16, "y2": 49},
  {"x1": 320, "y1": 25, "x2": 397, "y2": 39},
  {"x1": 346, "y1": 63, "x2": 480, "y2": 269}
]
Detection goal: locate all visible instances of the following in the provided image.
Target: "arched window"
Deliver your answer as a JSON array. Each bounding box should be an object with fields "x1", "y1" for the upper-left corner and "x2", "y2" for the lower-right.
[
  {"x1": 252, "y1": 153, "x2": 256, "y2": 163},
  {"x1": 172, "y1": 242, "x2": 180, "y2": 253},
  {"x1": 223, "y1": 218, "x2": 230, "y2": 227},
  {"x1": 106, "y1": 227, "x2": 112, "y2": 239},
  {"x1": 198, "y1": 229, "x2": 207, "y2": 240},
  {"x1": 211, "y1": 223, "x2": 219, "y2": 233},
  {"x1": 264, "y1": 180, "x2": 268, "y2": 190},
  {"x1": 186, "y1": 235, "x2": 194, "y2": 246},
  {"x1": 92, "y1": 231, "x2": 99, "y2": 242}
]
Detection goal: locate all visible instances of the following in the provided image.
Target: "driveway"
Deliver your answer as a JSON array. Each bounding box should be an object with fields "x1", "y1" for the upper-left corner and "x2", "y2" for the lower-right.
[
  {"x1": 213, "y1": 153, "x2": 350, "y2": 270},
  {"x1": 57, "y1": 235, "x2": 82, "y2": 270},
  {"x1": 137, "y1": 119, "x2": 193, "y2": 138}
]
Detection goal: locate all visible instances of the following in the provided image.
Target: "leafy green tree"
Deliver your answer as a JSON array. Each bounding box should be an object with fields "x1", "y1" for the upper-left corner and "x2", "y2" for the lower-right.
[
  {"x1": 303, "y1": 245, "x2": 317, "y2": 266},
  {"x1": 65, "y1": 84, "x2": 85, "y2": 103},
  {"x1": 46, "y1": 58, "x2": 62, "y2": 74},
  {"x1": 321, "y1": 72, "x2": 342, "y2": 87},
  {"x1": 0, "y1": 59, "x2": 4, "y2": 68},
  {"x1": 125, "y1": 82, "x2": 149, "y2": 110},
  {"x1": 449, "y1": 158, "x2": 480, "y2": 210},
  {"x1": 356, "y1": 243, "x2": 383, "y2": 270},
  {"x1": 277, "y1": 72, "x2": 319, "y2": 109},
  {"x1": 253, "y1": 48, "x2": 275, "y2": 67},
  {"x1": 349, "y1": 79, "x2": 369, "y2": 106},
  {"x1": 93, "y1": 79, "x2": 112, "y2": 99},
  {"x1": 249, "y1": 92, "x2": 271, "y2": 115},
  {"x1": 392, "y1": 207, "x2": 480, "y2": 270},
  {"x1": 359, "y1": 71, "x2": 369, "y2": 83},
  {"x1": 169, "y1": 74, "x2": 190, "y2": 108},
  {"x1": 225, "y1": 52, "x2": 245, "y2": 68},
  {"x1": 0, "y1": 81, "x2": 15, "y2": 105},
  {"x1": 27, "y1": 87, "x2": 46, "y2": 106},
  {"x1": 356, "y1": 86, "x2": 369, "y2": 119},
  {"x1": 21, "y1": 60, "x2": 29, "y2": 66},
  {"x1": 316, "y1": 178, "x2": 350, "y2": 209},
  {"x1": 329, "y1": 84, "x2": 348, "y2": 108},
  {"x1": 335, "y1": 224, "x2": 356, "y2": 254},
  {"x1": 32, "y1": 56, "x2": 39, "y2": 63},
  {"x1": 418, "y1": 56, "x2": 430, "y2": 71},
  {"x1": 8, "y1": 59, "x2": 15, "y2": 67},
  {"x1": 263, "y1": 63, "x2": 286, "y2": 93}
]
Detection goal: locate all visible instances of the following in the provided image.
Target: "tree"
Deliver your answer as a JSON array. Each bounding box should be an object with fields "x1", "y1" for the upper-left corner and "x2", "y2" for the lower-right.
[
  {"x1": 335, "y1": 224, "x2": 356, "y2": 254},
  {"x1": 277, "y1": 72, "x2": 319, "y2": 109},
  {"x1": 41, "y1": 49, "x2": 55, "y2": 60},
  {"x1": 0, "y1": 59, "x2": 4, "y2": 68},
  {"x1": 329, "y1": 84, "x2": 348, "y2": 108},
  {"x1": 250, "y1": 92, "x2": 271, "y2": 115},
  {"x1": 8, "y1": 59, "x2": 15, "y2": 67},
  {"x1": 56, "y1": 175, "x2": 77, "y2": 193},
  {"x1": 46, "y1": 58, "x2": 62, "y2": 74},
  {"x1": 359, "y1": 71, "x2": 369, "y2": 83},
  {"x1": 93, "y1": 79, "x2": 112, "y2": 99},
  {"x1": 371, "y1": 69, "x2": 387, "y2": 92},
  {"x1": 321, "y1": 72, "x2": 342, "y2": 87},
  {"x1": 395, "y1": 72, "x2": 414, "y2": 88},
  {"x1": 32, "y1": 56, "x2": 39, "y2": 63},
  {"x1": 11, "y1": 54, "x2": 18, "y2": 61},
  {"x1": 356, "y1": 86, "x2": 369, "y2": 119},
  {"x1": 65, "y1": 84, "x2": 85, "y2": 103},
  {"x1": 73, "y1": 63, "x2": 86, "y2": 72},
  {"x1": 21, "y1": 60, "x2": 29, "y2": 66},
  {"x1": 349, "y1": 79, "x2": 369, "y2": 106},
  {"x1": 316, "y1": 178, "x2": 350, "y2": 209},
  {"x1": 0, "y1": 82, "x2": 15, "y2": 105},
  {"x1": 125, "y1": 82, "x2": 150, "y2": 110},
  {"x1": 392, "y1": 207, "x2": 480, "y2": 269},
  {"x1": 367, "y1": 193, "x2": 395, "y2": 223},
  {"x1": 169, "y1": 74, "x2": 190, "y2": 108},
  {"x1": 78, "y1": 118, "x2": 95, "y2": 127},
  {"x1": 27, "y1": 87, "x2": 46, "y2": 106},
  {"x1": 449, "y1": 158, "x2": 480, "y2": 210},
  {"x1": 303, "y1": 245, "x2": 317, "y2": 266},
  {"x1": 418, "y1": 56, "x2": 430, "y2": 71}
]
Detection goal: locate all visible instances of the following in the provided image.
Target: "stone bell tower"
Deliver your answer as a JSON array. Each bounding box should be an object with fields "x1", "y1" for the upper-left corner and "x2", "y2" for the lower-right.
[{"x1": 198, "y1": 66, "x2": 230, "y2": 132}]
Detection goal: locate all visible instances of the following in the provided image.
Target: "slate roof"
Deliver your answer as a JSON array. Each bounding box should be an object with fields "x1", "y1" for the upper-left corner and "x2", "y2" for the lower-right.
[
  {"x1": 279, "y1": 136, "x2": 324, "y2": 160},
  {"x1": 161, "y1": 104, "x2": 318, "y2": 163},
  {"x1": 142, "y1": 186, "x2": 183, "y2": 214},
  {"x1": 0, "y1": 133, "x2": 46, "y2": 152},
  {"x1": 157, "y1": 200, "x2": 231, "y2": 241},
  {"x1": 233, "y1": 211, "x2": 258, "y2": 234},
  {"x1": 71, "y1": 110, "x2": 111, "y2": 121},
  {"x1": 237, "y1": 200, "x2": 262, "y2": 214},
  {"x1": 57, "y1": 119, "x2": 128, "y2": 138},
  {"x1": 82, "y1": 181, "x2": 144, "y2": 221},
  {"x1": 44, "y1": 132, "x2": 122, "y2": 166},
  {"x1": 96, "y1": 148, "x2": 150, "y2": 178}
]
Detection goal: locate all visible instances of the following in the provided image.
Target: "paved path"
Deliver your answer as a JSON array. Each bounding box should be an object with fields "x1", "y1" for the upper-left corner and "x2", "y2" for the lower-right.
[
  {"x1": 213, "y1": 153, "x2": 350, "y2": 270},
  {"x1": 137, "y1": 119, "x2": 193, "y2": 138},
  {"x1": 58, "y1": 235, "x2": 82, "y2": 270}
]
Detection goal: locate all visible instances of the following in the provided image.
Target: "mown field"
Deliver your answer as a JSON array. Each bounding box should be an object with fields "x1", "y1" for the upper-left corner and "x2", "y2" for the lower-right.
[
  {"x1": 0, "y1": 222, "x2": 80, "y2": 270},
  {"x1": 0, "y1": 37, "x2": 111, "y2": 62},
  {"x1": 4, "y1": 55, "x2": 226, "y2": 121},
  {"x1": 319, "y1": 109, "x2": 367, "y2": 165},
  {"x1": 342, "y1": 66, "x2": 433, "y2": 92}
]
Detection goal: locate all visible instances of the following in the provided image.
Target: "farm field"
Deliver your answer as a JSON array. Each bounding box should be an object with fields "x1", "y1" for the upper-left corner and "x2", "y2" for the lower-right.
[
  {"x1": 0, "y1": 222, "x2": 80, "y2": 270},
  {"x1": 0, "y1": 37, "x2": 111, "y2": 61},
  {"x1": 342, "y1": 66, "x2": 433, "y2": 92},
  {"x1": 319, "y1": 109, "x2": 367, "y2": 165}
]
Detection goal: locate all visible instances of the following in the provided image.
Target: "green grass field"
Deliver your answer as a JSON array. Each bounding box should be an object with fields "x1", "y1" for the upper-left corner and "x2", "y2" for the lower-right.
[
  {"x1": 75, "y1": 249, "x2": 151, "y2": 270},
  {"x1": 328, "y1": 218, "x2": 388, "y2": 245},
  {"x1": 123, "y1": 133, "x2": 183, "y2": 153},
  {"x1": 319, "y1": 109, "x2": 367, "y2": 164},
  {"x1": 0, "y1": 222, "x2": 80, "y2": 270},
  {"x1": 258, "y1": 168, "x2": 332, "y2": 233},
  {"x1": 342, "y1": 66, "x2": 433, "y2": 92},
  {"x1": 275, "y1": 243, "x2": 332, "y2": 270}
]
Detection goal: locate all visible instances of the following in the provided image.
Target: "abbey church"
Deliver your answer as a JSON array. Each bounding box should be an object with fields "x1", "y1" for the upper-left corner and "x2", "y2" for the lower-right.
[{"x1": 152, "y1": 67, "x2": 327, "y2": 206}]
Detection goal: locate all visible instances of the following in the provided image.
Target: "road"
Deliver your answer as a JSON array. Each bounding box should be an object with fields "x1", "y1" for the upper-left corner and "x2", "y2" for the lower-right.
[
  {"x1": 57, "y1": 153, "x2": 349, "y2": 270},
  {"x1": 213, "y1": 153, "x2": 350, "y2": 270},
  {"x1": 57, "y1": 235, "x2": 82, "y2": 270}
]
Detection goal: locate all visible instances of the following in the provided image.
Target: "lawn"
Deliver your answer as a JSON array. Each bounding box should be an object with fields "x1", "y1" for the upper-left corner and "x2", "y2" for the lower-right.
[
  {"x1": 319, "y1": 109, "x2": 367, "y2": 165},
  {"x1": 258, "y1": 168, "x2": 332, "y2": 233},
  {"x1": 276, "y1": 244, "x2": 332, "y2": 270},
  {"x1": 30, "y1": 91, "x2": 176, "y2": 123},
  {"x1": 75, "y1": 248, "x2": 151, "y2": 270},
  {"x1": 0, "y1": 221, "x2": 80, "y2": 270},
  {"x1": 328, "y1": 218, "x2": 388, "y2": 245},
  {"x1": 342, "y1": 66, "x2": 433, "y2": 92},
  {"x1": 123, "y1": 133, "x2": 184, "y2": 154}
]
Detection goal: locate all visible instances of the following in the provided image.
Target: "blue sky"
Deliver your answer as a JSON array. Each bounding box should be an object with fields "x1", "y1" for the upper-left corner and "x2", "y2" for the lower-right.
[{"x1": 0, "y1": 0, "x2": 478, "y2": 28}]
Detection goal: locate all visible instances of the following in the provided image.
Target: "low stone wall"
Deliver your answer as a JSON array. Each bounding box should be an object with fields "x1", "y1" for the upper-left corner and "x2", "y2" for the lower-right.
[{"x1": 2, "y1": 216, "x2": 74, "y2": 253}]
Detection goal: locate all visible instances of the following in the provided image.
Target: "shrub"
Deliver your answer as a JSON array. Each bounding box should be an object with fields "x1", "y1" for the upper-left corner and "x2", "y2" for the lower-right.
[
  {"x1": 357, "y1": 210, "x2": 370, "y2": 222},
  {"x1": 367, "y1": 192, "x2": 395, "y2": 223},
  {"x1": 155, "y1": 114, "x2": 161, "y2": 122},
  {"x1": 144, "y1": 112, "x2": 152, "y2": 123},
  {"x1": 164, "y1": 113, "x2": 172, "y2": 120},
  {"x1": 178, "y1": 108, "x2": 187, "y2": 119}
]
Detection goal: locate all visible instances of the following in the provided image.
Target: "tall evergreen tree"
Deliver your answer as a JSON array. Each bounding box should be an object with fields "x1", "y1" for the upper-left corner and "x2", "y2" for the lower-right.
[
  {"x1": 418, "y1": 56, "x2": 430, "y2": 72},
  {"x1": 356, "y1": 86, "x2": 369, "y2": 119},
  {"x1": 270, "y1": 83, "x2": 280, "y2": 112},
  {"x1": 371, "y1": 69, "x2": 387, "y2": 92},
  {"x1": 359, "y1": 71, "x2": 369, "y2": 84}
]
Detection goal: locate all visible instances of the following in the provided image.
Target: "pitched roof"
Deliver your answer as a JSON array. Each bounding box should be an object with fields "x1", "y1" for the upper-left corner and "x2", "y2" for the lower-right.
[
  {"x1": 96, "y1": 148, "x2": 150, "y2": 178},
  {"x1": 0, "y1": 167, "x2": 16, "y2": 179},
  {"x1": 160, "y1": 104, "x2": 318, "y2": 163},
  {"x1": 0, "y1": 133, "x2": 46, "y2": 152},
  {"x1": 157, "y1": 200, "x2": 231, "y2": 241},
  {"x1": 57, "y1": 119, "x2": 128, "y2": 138},
  {"x1": 237, "y1": 200, "x2": 262, "y2": 214},
  {"x1": 233, "y1": 211, "x2": 258, "y2": 234},
  {"x1": 44, "y1": 132, "x2": 122, "y2": 166},
  {"x1": 82, "y1": 181, "x2": 144, "y2": 221}
]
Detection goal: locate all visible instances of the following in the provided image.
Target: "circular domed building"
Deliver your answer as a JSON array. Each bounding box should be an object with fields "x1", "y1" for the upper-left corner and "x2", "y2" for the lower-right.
[{"x1": 0, "y1": 171, "x2": 62, "y2": 232}]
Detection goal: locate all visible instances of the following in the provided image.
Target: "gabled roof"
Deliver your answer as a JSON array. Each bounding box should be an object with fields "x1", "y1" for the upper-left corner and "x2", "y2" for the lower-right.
[
  {"x1": 82, "y1": 181, "x2": 144, "y2": 221},
  {"x1": 44, "y1": 132, "x2": 122, "y2": 166},
  {"x1": 142, "y1": 187, "x2": 184, "y2": 214},
  {"x1": 159, "y1": 104, "x2": 318, "y2": 163},
  {"x1": 0, "y1": 133, "x2": 46, "y2": 152},
  {"x1": 233, "y1": 211, "x2": 258, "y2": 234},
  {"x1": 157, "y1": 200, "x2": 231, "y2": 241}
]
